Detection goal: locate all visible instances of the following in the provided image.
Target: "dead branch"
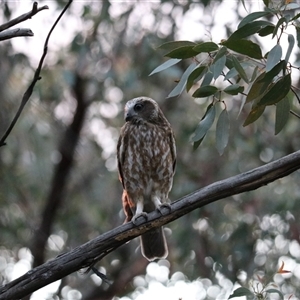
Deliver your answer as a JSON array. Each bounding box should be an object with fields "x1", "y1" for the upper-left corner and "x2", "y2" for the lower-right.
[
  {"x1": 0, "y1": 28, "x2": 33, "y2": 41},
  {"x1": 0, "y1": 149, "x2": 300, "y2": 300},
  {"x1": 0, "y1": 0, "x2": 73, "y2": 147},
  {"x1": 0, "y1": 2, "x2": 48, "y2": 32}
]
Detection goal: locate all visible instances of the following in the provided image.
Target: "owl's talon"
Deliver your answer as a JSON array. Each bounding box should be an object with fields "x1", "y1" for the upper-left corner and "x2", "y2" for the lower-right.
[
  {"x1": 132, "y1": 212, "x2": 148, "y2": 226},
  {"x1": 157, "y1": 203, "x2": 172, "y2": 216}
]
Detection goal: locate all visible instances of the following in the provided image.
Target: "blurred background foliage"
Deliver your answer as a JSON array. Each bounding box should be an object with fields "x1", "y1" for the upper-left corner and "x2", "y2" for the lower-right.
[{"x1": 0, "y1": 0, "x2": 300, "y2": 299}]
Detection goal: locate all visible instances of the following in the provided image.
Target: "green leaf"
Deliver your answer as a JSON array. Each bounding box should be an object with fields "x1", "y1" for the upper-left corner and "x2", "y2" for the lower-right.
[
  {"x1": 238, "y1": 11, "x2": 270, "y2": 29},
  {"x1": 193, "y1": 42, "x2": 219, "y2": 53},
  {"x1": 263, "y1": 59, "x2": 285, "y2": 81},
  {"x1": 158, "y1": 40, "x2": 196, "y2": 52},
  {"x1": 192, "y1": 85, "x2": 218, "y2": 98},
  {"x1": 265, "y1": 289, "x2": 284, "y2": 300},
  {"x1": 149, "y1": 58, "x2": 181, "y2": 76},
  {"x1": 221, "y1": 39, "x2": 263, "y2": 59},
  {"x1": 193, "y1": 135, "x2": 205, "y2": 150},
  {"x1": 213, "y1": 55, "x2": 226, "y2": 79},
  {"x1": 273, "y1": 17, "x2": 287, "y2": 38},
  {"x1": 186, "y1": 66, "x2": 207, "y2": 92},
  {"x1": 250, "y1": 66, "x2": 259, "y2": 82},
  {"x1": 246, "y1": 72, "x2": 267, "y2": 103},
  {"x1": 223, "y1": 84, "x2": 244, "y2": 95},
  {"x1": 275, "y1": 96, "x2": 290, "y2": 135},
  {"x1": 201, "y1": 71, "x2": 214, "y2": 87},
  {"x1": 258, "y1": 25, "x2": 275, "y2": 36},
  {"x1": 263, "y1": 0, "x2": 269, "y2": 7},
  {"x1": 228, "y1": 20, "x2": 274, "y2": 41},
  {"x1": 216, "y1": 109, "x2": 229, "y2": 155},
  {"x1": 243, "y1": 105, "x2": 266, "y2": 126},
  {"x1": 246, "y1": 60, "x2": 285, "y2": 103},
  {"x1": 266, "y1": 44, "x2": 282, "y2": 72},
  {"x1": 229, "y1": 287, "x2": 255, "y2": 299},
  {"x1": 165, "y1": 46, "x2": 199, "y2": 59},
  {"x1": 224, "y1": 62, "x2": 251, "y2": 80},
  {"x1": 285, "y1": 34, "x2": 295, "y2": 62},
  {"x1": 191, "y1": 105, "x2": 216, "y2": 142},
  {"x1": 290, "y1": 13, "x2": 300, "y2": 22},
  {"x1": 296, "y1": 26, "x2": 300, "y2": 48},
  {"x1": 231, "y1": 55, "x2": 249, "y2": 83},
  {"x1": 258, "y1": 73, "x2": 291, "y2": 106},
  {"x1": 214, "y1": 46, "x2": 227, "y2": 63},
  {"x1": 167, "y1": 63, "x2": 197, "y2": 98}
]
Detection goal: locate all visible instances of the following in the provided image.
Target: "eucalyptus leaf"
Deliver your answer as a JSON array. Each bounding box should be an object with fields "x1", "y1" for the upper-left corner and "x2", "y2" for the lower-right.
[
  {"x1": 192, "y1": 85, "x2": 218, "y2": 98},
  {"x1": 246, "y1": 72, "x2": 267, "y2": 103},
  {"x1": 258, "y1": 25, "x2": 275, "y2": 36},
  {"x1": 272, "y1": 17, "x2": 287, "y2": 38},
  {"x1": 243, "y1": 105, "x2": 265, "y2": 126},
  {"x1": 221, "y1": 39, "x2": 263, "y2": 59},
  {"x1": 213, "y1": 55, "x2": 226, "y2": 80},
  {"x1": 186, "y1": 66, "x2": 207, "y2": 92},
  {"x1": 258, "y1": 73, "x2": 291, "y2": 106},
  {"x1": 158, "y1": 40, "x2": 196, "y2": 51},
  {"x1": 214, "y1": 46, "x2": 227, "y2": 63},
  {"x1": 216, "y1": 109, "x2": 229, "y2": 155},
  {"x1": 223, "y1": 84, "x2": 244, "y2": 95},
  {"x1": 285, "y1": 34, "x2": 295, "y2": 62},
  {"x1": 167, "y1": 63, "x2": 197, "y2": 98},
  {"x1": 238, "y1": 11, "x2": 270, "y2": 29},
  {"x1": 149, "y1": 58, "x2": 181, "y2": 76},
  {"x1": 228, "y1": 20, "x2": 274, "y2": 41},
  {"x1": 193, "y1": 42, "x2": 219, "y2": 53},
  {"x1": 275, "y1": 96, "x2": 290, "y2": 135},
  {"x1": 191, "y1": 105, "x2": 216, "y2": 142},
  {"x1": 231, "y1": 55, "x2": 249, "y2": 83},
  {"x1": 229, "y1": 287, "x2": 255, "y2": 299},
  {"x1": 165, "y1": 45, "x2": 199, "y2": 59},
  {"x1": 296, "y1": 26, "x2": 300, "y2": 48},
  {"x1": 266, "y1": 44, "x2": 282, "y2": 72},
  {"x1": 201, "y1": 71, "x2": 214, "y2": 87}
]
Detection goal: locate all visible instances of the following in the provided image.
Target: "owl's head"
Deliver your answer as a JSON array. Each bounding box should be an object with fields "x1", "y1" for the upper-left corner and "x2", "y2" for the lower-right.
[{"x1": 124, "y1": 97, "x2": 166, "y2": 124}]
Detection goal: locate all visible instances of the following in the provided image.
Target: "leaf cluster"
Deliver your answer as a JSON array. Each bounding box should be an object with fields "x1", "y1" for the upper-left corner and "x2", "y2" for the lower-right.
[{"x1": 150, "y1": 1, "x2": 300, "y2": 153}]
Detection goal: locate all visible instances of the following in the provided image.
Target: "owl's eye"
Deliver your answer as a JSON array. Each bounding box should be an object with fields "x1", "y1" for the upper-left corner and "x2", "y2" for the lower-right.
[{"x1": 134, "y1": 103, "x2": 144, "y2": 112}]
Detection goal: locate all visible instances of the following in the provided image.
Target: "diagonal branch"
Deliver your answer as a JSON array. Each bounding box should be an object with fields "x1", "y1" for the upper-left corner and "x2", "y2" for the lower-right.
[
  {"x1": 1, "y1": 149, "x2": 300, "y2": 300},
  {"x1": 0, "y1": 2, "x2": 49, "y2": 32},
  {"x1": 0, "y1": 0, "x2": 73, "y2": 147}
]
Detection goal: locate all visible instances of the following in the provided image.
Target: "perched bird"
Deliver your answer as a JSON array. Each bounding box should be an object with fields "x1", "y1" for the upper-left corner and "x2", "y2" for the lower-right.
[{"x1": 117, "y1": 96, "x2": 176, "y2": 261}]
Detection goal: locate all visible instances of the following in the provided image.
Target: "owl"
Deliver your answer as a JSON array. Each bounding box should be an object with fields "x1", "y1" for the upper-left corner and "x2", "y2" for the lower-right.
[{"x1": 117, "y1": 96, "x2": 176, "y2": 261}]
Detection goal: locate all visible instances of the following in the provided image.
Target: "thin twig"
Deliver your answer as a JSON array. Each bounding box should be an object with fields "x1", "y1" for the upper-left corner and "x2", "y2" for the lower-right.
[
  {"x1": 0, "y1": 0, "x2": 73, "y2": 147},
  {"x1": 0, "y1": 28, "x2": 33, "y2": 41},
  {"x1": 0, "y1": 2, "x2": 48, "y2": 32},
  {"x1": 290, "y1": 110, "x2": 300, "y2": 119},
  {"x1": 290, "y1": 85, "x2": 300, "y2": 105}
]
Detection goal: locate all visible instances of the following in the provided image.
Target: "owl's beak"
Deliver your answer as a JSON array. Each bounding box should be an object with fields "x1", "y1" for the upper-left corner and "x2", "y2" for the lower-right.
[
  {"x1": 125, "y1": 115, "x2": 132, "y2": 122},
  {"x1": 125, "y1": 110, "x2": 136, "y2": 122}
]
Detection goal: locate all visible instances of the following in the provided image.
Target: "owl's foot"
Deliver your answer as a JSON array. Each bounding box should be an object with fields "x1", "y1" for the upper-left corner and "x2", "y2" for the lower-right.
[
  {"x1": 157, "y1": 203, "x2": 172, "y2": 216},
  {"x1": 132, "y1": 212, "x2": 148, "y2": 226}
]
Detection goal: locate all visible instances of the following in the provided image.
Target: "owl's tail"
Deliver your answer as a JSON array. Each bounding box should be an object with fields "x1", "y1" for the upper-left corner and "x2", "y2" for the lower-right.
[{"x1": 140, "y1": 227, "x2": 168, "y2": 261}]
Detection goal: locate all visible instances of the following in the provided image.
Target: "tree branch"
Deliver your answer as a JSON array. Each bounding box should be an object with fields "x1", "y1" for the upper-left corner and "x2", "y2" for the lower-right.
[
  {"x1": 1, "y1": 149, "x2": 300, "y2": 300},
  {"x1": 0, "y1": 0, "x2": 73, "y2": 147},
  {"x1": 0, "y1": 28, "x2": 34, "y2": 41},
  {"x1": 0, "y1": 2, "x2": 48, "y2": 32}
]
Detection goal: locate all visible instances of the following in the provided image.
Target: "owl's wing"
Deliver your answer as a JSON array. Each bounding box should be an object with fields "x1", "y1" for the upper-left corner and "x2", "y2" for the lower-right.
[
  {"x1": 117, "y1": 126, "x2": 127, "y2": 189},
  {"x1": 169, "y1": 130, "x2": 176, "y2": 174}
]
